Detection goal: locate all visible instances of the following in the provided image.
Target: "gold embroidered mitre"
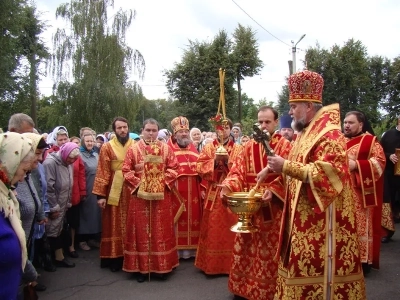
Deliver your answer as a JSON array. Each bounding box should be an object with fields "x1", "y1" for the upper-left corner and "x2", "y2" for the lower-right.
[
  {"x1": 171, "y1": 116, "x2": 189, "y2": 134},
  {"x1": 288, "y1": 69, "x2": 324, "y2": 103}
]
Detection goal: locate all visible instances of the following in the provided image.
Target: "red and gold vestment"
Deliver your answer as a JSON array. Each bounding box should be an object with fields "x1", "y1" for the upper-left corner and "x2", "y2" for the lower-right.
[
  {"x1": 275, "y1": 104, "x2": 366, "y2": 300},
  {"x1": 92, "y1": 138, "x2": 133, "y2": 259},
  {"x1": 167, "y1": 139, "x2": 205, "y2": 253},
  {"x1": 122, "y1": 139, "x2": 179, "y2": 274},
  {"x1": 194, "y1": 139, "x2": 239, "y2": 274},
  {"x1": 222, "y1": 133, "x2": 292, "y2": 300},
  {"x1": 346, "y1": 133, "x2": 385, "y2": 268}
]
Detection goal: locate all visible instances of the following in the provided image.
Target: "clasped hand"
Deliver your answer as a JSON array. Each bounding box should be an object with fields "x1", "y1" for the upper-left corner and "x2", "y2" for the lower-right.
[
  {"x1": 266, "y1": 155, "x2": 285, "y2": 174},
  {"x1": 390, "y1": 153, "x2": 398, "y2": 164},
  {"x1": 215, "y1": 155, "x2": 228, "y2": 166}
]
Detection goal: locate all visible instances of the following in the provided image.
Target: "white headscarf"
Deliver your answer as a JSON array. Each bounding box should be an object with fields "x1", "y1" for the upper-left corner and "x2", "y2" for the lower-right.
[
  {"x1": 46, "y1": 125, "x2": 68, "y2": 145},
  {"x1": 189, "y1": 127, "x2": 203, "y2": 142}
]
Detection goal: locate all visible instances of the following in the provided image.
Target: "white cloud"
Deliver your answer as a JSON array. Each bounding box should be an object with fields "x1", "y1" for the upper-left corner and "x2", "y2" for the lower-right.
[{"x1": 36, "y1": 0, "x2": 400, "y2": 108}]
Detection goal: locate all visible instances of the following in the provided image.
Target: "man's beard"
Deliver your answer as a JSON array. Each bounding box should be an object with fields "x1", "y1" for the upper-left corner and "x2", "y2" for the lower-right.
[
  {"x1": 343, "y1": 130, "x2": 360, "y2": 138},
  {"x1": 176, "y1": 137, "x2": 191, "y2": 148},
  {"x1": 282, "y1": 132, "x2": 291, "y2": 140},
  {"x1": 343, "y1": 131, "x2": 352, "y2": 138},
  {"x1": 117, "y1": 134, "x2": 129, "y2": 146},
  {"x1": 291, "y1": 111, "x2": 307, "y2": 132}
]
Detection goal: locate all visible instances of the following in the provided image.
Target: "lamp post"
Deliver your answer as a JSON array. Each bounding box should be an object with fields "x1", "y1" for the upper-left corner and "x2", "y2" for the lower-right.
[{"x1": 291, "y1": 34, "x2": 306, "y2": 74}]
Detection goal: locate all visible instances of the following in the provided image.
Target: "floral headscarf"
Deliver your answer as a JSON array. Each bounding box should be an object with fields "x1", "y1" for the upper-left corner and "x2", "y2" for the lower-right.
[
  {"x1": 0, "y1": 132, "x2": 33, "y2": 186},
  {"x1": 21, "y1": 132, "x2": 44, "y2": 152}
]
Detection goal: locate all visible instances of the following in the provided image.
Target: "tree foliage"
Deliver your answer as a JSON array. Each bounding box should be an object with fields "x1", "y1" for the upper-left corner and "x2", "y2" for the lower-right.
[
  {"x1": 277, "y1": 84, "x2": 290, "y2": 115},
  {"x1": 51, "y1": 0, "x2": 145, "y2": 134},
  {"x1": 164, "y1": 24, "x2": 263, "y2": 129},
  {"x1": 19, "y1": 5, "x2": 49, "y2": 126},
  {"x1": 231, "y1": 24, "x2": 263, "y2": 120},
  {"x1": 164, "y1": 30, "x2": 237, "y2": 130},
  {"x1": 277, "y1": 39, "x2": 395, "y2": 129},
  {"x1": 0, "y1": 0, "x2": 26, "y2": 101},
  {"x1": 383, "y1": 56, "x2": 400, "y2": 119},
  {"x1": 305, "y1": 39, "x2": 388, "y2": 124},
  {"x1": 0, "y1": 0, "x2": 49, "y2": 129}
]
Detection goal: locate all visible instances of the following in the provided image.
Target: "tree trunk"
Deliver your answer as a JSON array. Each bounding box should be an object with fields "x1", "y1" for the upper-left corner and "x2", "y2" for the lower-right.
[
  {"x1": 237, "y1": 75, "x2": 242, "y2": 121},
  {"x1": 29, "y1": 53, "x2": 37, "y2": 126}
]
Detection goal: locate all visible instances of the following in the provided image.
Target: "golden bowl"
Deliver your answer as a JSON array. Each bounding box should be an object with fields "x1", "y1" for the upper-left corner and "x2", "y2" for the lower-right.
[
  {"x1": 215, "y1": 145, "x2": 229, "y2": 156},
  {"x1": 224, "y1": 191, "x2": 262, "y2": 233}
]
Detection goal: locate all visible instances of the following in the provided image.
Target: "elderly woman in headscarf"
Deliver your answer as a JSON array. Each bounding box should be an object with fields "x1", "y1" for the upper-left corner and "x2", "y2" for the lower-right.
[
  {"x1": 43, "y1": 142, "x2": 80, "y2": 268},
  {"x1": 15, "y1": 133, "x2": 49, "y2": 291},
  {"x1": 78, "y1": 133, "x2": 101, "y2": 251},
  {"x1": 231, "y1": 126, "x2": 242, "y2": 144},
  {"x1": 46, "y1": 125, "x2": 68, "y2": 146},
  {"x1": 17, "y1": 133, "x2": 48, "y2": 246},
  {"x1": 190, "y1": 127, "x2": 203, "y2": 152},
  {"x1": 0, "y1": 132, "x2": 35, "y2": 300}
]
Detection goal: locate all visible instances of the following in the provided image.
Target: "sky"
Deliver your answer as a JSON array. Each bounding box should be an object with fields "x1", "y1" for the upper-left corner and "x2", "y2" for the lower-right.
[{"x1": 36, "y1": 0, "x2": 400, "y2": 105}]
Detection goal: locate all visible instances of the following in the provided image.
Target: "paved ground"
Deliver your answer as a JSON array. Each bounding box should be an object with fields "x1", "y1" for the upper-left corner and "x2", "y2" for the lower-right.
[{"x1": 38, "y1": 226, "x2": 400, "y2": 300}]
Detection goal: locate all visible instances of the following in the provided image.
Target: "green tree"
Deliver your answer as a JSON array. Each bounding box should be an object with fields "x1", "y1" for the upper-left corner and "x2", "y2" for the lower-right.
[
  {"x1": 51, "y1": 0, "x2": 145, "y2": 134},
  {"x1": 37, "y1": 95, "x2": 67, "y2": 133},
  {"x1": 0, "y1": 1, "x2": 49, "y2": 129},
  {"x1": 231, "y1": 24, "x2": 263, "y2": 121},
  {"x1": 164, "y1": 30, "x2": 237, "y2": 130},
  {"x1": 235, "y1": 93, "x2": 253, "y2": 135},
  {"x1": 277, "y1": 84, "x2": 290, "y2": 115},
  {"x1": 305, "y1": 39, "x2": 387, "y2": 125},
  {"x1": 19, "y1": 5, "x2": 49, "y2": 126},
  {"x1": 131, "y1": 97, "x2": 184, "y2": 133},
  {"x1": 0, "y1": 0, "x2": 26, "y2": 100},
  {"x1": 383, "y1": 56, "x2": 400, "y2": 119}
]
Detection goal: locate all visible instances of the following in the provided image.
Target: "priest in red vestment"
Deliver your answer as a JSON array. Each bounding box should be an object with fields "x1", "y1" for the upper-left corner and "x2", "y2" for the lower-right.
[
  {"x1": 266, "y1": 70, "x2": 366, "y2": 299},
  {"x1": 122, "y1": 118, "x2": 180, "y2": 282},
  {"x1": 344, "y1": 111, "x2": 386, "y2": 273},
  {"x1": 167, "y1": 116, "x2": 205, "y2": 259},
  {"x1": 221, "y1": 106, "x2": 292, "y2": 300},
  {"x1": 93, "y1": 117, "x2": 133, "y2": 272},
  {"x1": 195, "y1": 118, "x2": 241, "y2": 275}
]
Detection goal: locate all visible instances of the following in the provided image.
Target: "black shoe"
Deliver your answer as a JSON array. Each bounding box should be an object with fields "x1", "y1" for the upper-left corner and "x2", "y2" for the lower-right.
[
  {"x1": 137, "y1": 273, "x2": 147, "y2": 283},
  {"x1": 109, "y1": 257, "x2": 123, "y2": 272},
  {"x1": 43, "y1": 263, "x2": 57, "y2": 272},
  {"x1": 381, "y1": 236, "x2": 391, "y2": 243},
  {"x1": 233, "y1": 295, "x2": 247, "y2": 300},
  {"x1": 55, "y1": 258, "x2": 75, "y2": 268},
  {"x1": 100, "y1": 258, "x2": 111, "y2": 269},
  {"x1": 68, "y1": 250, "x2": 79, "y2": 258},
  {"x1": 110, "y1": 265, "x2": 121, "y2": 272},
  {"x1": 155, "y1": 273, "x2": 169, "y2": 281},
  {"x1": 34, "y1": 283, "x2": 47, "y2": 292},
  {"x1": 362, "y1": 263, "x2": 371, "y2": 275}
]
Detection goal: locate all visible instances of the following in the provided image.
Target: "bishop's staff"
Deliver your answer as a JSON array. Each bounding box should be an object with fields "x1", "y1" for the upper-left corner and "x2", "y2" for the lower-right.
[{"x1": 210, "y1": 68, "x2": 229, "y2": 156}]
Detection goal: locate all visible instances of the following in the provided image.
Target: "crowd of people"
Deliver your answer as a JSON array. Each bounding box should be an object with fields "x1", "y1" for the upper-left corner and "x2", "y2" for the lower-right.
[{"x1": 0, "y1": 69, "x2": 398, "y2": 300}]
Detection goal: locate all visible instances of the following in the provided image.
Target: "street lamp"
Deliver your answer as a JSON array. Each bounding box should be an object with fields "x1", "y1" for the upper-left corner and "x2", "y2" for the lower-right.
[{"x1": 291, "y1": 34, "x2": 306, "y2": 74}]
